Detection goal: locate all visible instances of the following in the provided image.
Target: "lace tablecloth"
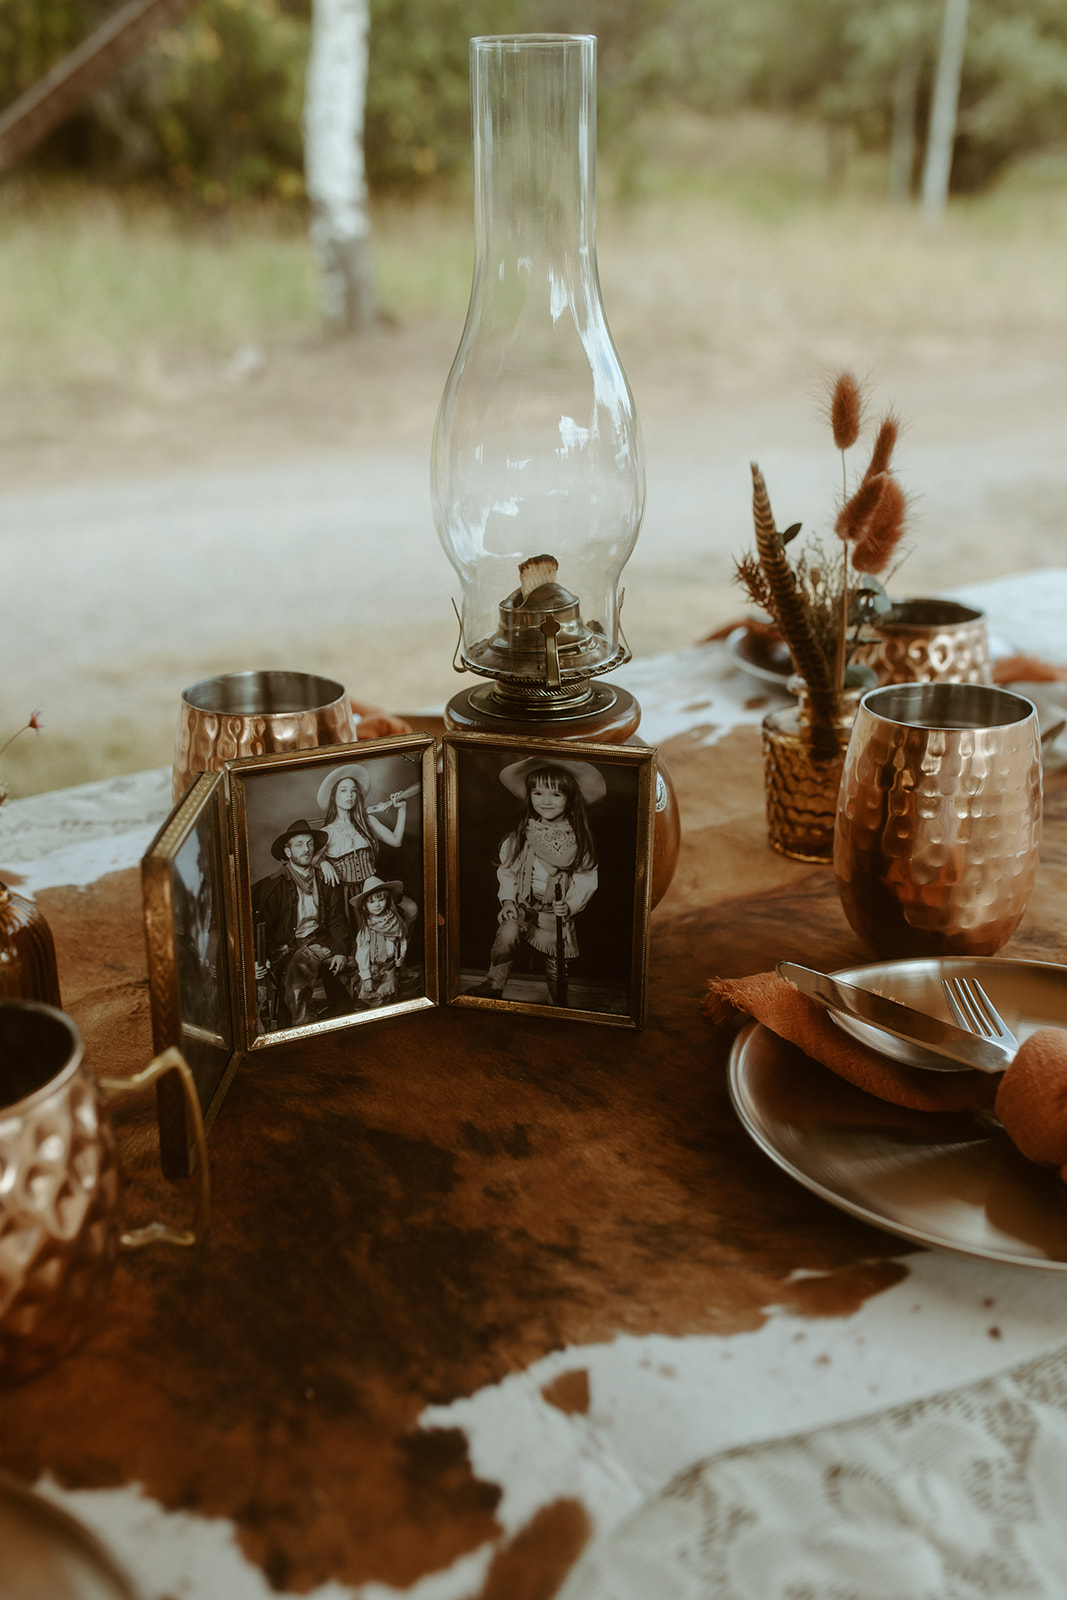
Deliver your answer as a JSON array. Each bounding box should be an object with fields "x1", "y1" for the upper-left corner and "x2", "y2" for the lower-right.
[{"x1": 561, "y1": 1343, "x2": 1067, "y2": 1600}]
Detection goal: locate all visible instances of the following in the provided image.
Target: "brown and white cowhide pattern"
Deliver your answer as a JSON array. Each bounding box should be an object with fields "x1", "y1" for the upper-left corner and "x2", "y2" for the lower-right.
[{"x1": 3, "y1": 724, "x2": 1065, "y2": 1598}]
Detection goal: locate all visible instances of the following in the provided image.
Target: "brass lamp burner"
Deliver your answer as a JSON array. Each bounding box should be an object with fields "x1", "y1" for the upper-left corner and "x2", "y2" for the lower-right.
[{"x1": 460, "y1": 554, "x2": 628, "y2": 708}]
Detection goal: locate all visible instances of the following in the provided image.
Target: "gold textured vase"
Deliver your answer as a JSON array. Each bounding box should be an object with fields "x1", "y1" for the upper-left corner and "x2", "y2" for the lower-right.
[
  {"x1": 835, "y1": 683, "x2": 1041, "y2": 957},
  {"x1": 0, "y1": 882, "x2": 62, "y2": 1007},
  {"x1": 761, "y1": 684, "x2": 862, "y2": 863}
]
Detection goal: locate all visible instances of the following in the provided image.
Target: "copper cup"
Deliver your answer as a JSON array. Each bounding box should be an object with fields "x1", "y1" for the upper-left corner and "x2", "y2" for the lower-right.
[
  {"x1": 852, "y1": 597, "x2": 991, "y2": 686},
  {"x1": 173, "y1": 670, "x2": 357, "y2": 802},
  {"x1": 0, "y1": 1001, "x2": 208, "y2": 1384},
  {"x1": 835, "y1": 683, "x2": 1041, "y2": 957}
]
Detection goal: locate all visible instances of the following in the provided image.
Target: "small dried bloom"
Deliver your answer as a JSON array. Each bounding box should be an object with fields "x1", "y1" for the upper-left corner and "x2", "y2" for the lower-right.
[
  {"x1": 0, "y1": 710, "x2": 46, "y2": 770},
  {"x1": 830, "y1": 371, "x2": 862, "y2": 451},
  {"x1": 835, "y1": 471, "x2": 886, "y2": 542},
  {"x1": 853, "y1": 476, "x2": 908, "y2": 574}
]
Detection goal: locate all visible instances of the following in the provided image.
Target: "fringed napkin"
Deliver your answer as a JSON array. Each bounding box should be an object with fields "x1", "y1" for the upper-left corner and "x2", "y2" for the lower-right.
[{"x1": 705, "y1": 971, "x2": 1067, "y2": 1180}]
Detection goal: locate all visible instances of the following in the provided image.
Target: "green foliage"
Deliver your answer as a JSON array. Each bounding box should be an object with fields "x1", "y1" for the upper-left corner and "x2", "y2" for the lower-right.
[
  {"x1": 0, "y1": 0, "x2": 1065, "y2": 202},
  {"x1": 1, "y1": 0, "x2": 311, "y2": 202},
  {"x1": 365, "y1": 0, "x2": 524, "y2": 187}
]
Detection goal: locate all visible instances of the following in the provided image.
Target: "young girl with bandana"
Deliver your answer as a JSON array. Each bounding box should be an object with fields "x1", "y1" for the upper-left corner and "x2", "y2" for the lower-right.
[{"x1": 467, "y1": 757, "x2": 604, "y2": 1005}]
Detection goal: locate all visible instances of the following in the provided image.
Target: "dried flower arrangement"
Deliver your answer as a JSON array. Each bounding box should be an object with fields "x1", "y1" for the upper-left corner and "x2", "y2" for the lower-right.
[{"x1": 736, "y1": 371, "x2": 909, "y2": 702}]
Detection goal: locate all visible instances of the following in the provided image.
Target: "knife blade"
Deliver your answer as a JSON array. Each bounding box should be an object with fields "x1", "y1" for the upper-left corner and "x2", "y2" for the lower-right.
[{"x1": 777, "y1": 961, "x2": 1013, "y2": 1074}]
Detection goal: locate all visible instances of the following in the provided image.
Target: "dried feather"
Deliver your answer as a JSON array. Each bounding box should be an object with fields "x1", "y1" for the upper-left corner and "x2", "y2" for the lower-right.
[
  {"x1": 853, "y1": 475, "x2": 908, "y2": 574},
  {"x1": 835, "y1": 471, "x2": 886, "y2": 543},
  {"x1": 751, "y1": 463, "x2": 831, "y2": 691},
  {"x1": 830, "y1": 371, "x2": 862, "y2": 451}
]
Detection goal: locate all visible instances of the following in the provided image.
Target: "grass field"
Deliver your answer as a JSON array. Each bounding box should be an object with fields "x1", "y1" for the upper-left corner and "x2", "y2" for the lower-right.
[
  {"x1": 2, "y1": 111, "x2": 1067, "y2": 797},
  {"x1": 2, "y1": 112, "x2": 1066, "y2": 393}
]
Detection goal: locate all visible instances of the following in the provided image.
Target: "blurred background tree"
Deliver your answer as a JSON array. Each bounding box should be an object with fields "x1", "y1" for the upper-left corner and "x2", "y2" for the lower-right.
[{"x1": 1, "y1": 0, "x2": 1065, "y2": 205}]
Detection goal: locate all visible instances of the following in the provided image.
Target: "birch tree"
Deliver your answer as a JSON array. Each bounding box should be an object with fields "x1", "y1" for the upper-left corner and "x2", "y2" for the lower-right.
[
  {"x1": 303, "y1": 0, "x2": 376, "y2": 334},
  {"x1": 921, "y1": 0, "x2": 971, "y2": 221}
]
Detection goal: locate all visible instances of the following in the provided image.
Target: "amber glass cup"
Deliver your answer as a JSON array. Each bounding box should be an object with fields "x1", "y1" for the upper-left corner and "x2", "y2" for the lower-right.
[{"x1": 835, "y1": 683, "x2": 1041, "y2": 958}]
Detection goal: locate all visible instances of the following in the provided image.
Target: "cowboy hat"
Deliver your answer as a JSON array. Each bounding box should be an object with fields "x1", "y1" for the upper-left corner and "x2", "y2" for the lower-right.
[
  {"x1": 316, "y1": 762, "x2": 372, "y2": 812},
  {"x1": 351, "y1": 874, "x2": 403, "y2": 907},
  {"x1": 271, "y1": 818, "x2": 328, "y2": 860},
  {"x1": 498, "y1": 756, "x2": 606, "y2": 805}
]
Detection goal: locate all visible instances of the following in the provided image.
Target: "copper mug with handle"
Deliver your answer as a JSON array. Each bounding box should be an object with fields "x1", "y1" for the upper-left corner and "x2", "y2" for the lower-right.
[{"x1": 0, "y1": 1000, "x2": 209, "y2": 1384}]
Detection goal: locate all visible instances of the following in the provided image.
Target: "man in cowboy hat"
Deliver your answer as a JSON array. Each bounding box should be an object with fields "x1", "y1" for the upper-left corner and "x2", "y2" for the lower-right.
[{"x1": 253, "y1": 819, "x2": 350, "y2": 1028}]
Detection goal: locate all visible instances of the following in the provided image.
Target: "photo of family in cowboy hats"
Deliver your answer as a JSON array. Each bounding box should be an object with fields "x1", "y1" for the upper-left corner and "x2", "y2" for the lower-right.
[
  {"x1": 225, "y1": 736, "x2": 437, "y2": 1045},
  {"x1": 443, "y1": 733, "x2": 655, "y2": 1027}
]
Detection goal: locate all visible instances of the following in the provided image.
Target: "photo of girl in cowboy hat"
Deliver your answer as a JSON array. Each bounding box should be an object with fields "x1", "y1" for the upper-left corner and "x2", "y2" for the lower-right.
[
  {"x1": 445, "y1": 733, "x2": 653, "y2": 1023},
  {"x1": 314, "y1": 762, "x2": 415, "y2": 896},
  {"x1": 465, "y1": 756, "x2": 605, "y2": 1007}
]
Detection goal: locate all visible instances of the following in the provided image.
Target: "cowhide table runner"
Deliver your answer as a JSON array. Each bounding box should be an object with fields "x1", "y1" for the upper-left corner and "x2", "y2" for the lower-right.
[{"x1": 4, "y1": 721, "x2": 1067, "y2": 1599}]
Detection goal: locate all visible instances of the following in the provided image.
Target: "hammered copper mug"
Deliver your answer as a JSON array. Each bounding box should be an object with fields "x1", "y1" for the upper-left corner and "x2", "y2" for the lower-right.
[
  {"x1": 173, "y1": 670, "x2": 358, "y2": 803},
  {"x1": 835, "y1": 683, "x2": 1041, "y2": 957},
  {"x1": 0, "y1": 1001, "x2": 209, "y2": 1384},
  {"x1": 852, "y1": 598, "x2": 991, "y2": 686}
]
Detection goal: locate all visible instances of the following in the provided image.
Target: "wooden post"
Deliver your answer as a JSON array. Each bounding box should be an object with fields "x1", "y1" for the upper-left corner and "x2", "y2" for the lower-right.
[{"x1": 921, "y1": 0, "x2": 971, "y2": 222}]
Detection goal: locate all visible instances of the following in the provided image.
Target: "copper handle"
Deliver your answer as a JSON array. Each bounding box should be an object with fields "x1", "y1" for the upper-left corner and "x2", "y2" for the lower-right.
[{"x1": 98, "y1": 1047, "x2": 210, "y2": 1248}]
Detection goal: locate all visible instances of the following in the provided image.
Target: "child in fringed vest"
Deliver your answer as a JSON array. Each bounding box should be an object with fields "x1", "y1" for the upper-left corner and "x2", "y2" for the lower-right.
[
  {"x1": 351, "y1": 876, "x2": 415, "y2": 1006},
  {"x1": 466, "y1": 757, "x2": 604, "y2": 1005}
]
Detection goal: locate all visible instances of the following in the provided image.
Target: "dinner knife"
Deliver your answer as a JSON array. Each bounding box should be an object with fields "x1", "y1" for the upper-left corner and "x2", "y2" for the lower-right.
[{"x1": 777, "y1": 961, "x2": 1013, "y2": 1074}]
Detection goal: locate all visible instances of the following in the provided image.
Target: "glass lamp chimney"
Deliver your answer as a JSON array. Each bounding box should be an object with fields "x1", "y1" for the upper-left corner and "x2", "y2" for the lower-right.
[{"x1": 431, "y1": 34, "x2": 645, "y2": 708}]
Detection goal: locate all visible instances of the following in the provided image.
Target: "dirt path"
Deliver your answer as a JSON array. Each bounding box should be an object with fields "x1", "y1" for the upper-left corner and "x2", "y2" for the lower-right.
[{"x1": 4, "y1": 315, "x2": 1067, "y2": 794}]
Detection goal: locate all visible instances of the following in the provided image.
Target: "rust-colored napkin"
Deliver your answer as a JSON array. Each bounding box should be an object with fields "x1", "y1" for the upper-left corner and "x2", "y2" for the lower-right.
[
  {"x1": 705, "y1": 971, "x2": 1067, "y2": 1181},
  {"x1": 992, "y1": 654, "x2": 1067, "y2": 686}
]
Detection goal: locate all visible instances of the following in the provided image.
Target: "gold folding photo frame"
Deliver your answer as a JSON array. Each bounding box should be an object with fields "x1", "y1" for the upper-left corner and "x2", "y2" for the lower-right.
[{"x1": 142, "y1": 734, "x2": 438, "y2": 1170}]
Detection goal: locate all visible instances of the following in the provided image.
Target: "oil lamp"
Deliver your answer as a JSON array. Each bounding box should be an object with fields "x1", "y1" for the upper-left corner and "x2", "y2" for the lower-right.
[
  {"x1": 433, "y1": 33, "x2": 645, "y2": 735},
  {"x1": 431, "y1": 33, "x2": 677, "y2": 897}
]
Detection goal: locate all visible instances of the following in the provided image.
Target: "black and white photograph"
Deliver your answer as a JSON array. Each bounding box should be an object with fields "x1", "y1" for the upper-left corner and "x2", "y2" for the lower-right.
[
  {"x1": 142, "y1": 770, "x2": 239, "y2": 1178},
  {"x1": 443, "y1": 733, "x2": 654, "y2": 1027},
  {"x1": 226, "y1": 735, "x2": 437, "y2": 1048}
]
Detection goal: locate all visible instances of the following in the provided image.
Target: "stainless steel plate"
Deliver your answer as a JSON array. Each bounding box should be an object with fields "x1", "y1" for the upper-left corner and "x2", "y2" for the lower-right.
[
  {"x1": 728, "y1": 957, "x2": 1067, "y2": 1270},
  {"x1": 828, "y1": 954, "x2": 1067, "y2": 1068},
  {"x1": 0, "y1": 1469, "x2": 141, "y2": 1600}
]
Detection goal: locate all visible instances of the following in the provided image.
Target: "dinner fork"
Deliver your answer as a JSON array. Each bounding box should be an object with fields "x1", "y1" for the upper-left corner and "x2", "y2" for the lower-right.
[{"x1": 941, "y1": 976, "x2": 1019, "y2": 1062}]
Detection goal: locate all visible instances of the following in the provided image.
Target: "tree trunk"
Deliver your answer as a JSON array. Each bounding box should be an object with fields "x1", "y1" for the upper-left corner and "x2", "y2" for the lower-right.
[
  {"x1": 303, "y1": 0, "x2": 376, "y2": 335},
  {"x1": 888, "y1": 50, "x2": 920, "y2": 202},
  {"x1": 921, "y1": 0, "x2": 970, "y2": 222}
]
